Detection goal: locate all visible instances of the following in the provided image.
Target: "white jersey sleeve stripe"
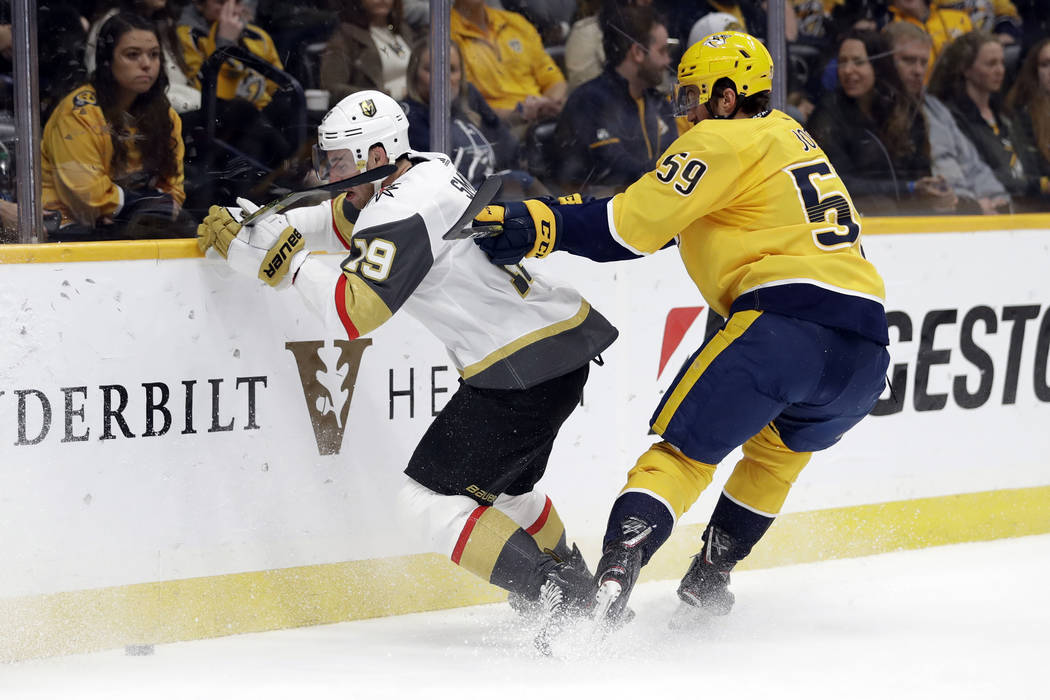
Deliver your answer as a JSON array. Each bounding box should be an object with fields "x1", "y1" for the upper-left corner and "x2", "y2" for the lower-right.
[{"x1": 606, "y1": 197, "x2": 648, "y2": 258}]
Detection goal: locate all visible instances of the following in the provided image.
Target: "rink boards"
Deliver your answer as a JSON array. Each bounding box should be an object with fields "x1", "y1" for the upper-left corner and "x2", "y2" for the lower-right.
[{"x1": 1, "y1": 214, "x2": 1049, "y2": 660}]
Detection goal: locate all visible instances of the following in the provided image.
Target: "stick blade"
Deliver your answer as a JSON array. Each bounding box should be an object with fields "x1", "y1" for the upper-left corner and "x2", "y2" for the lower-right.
[
  {"x1": 442, "y1": 174, "x2": 504, "y2": 240},
  {"x1": 239, "y1": 164, "x2": 398, "y2": 226},
  {"x1": 442, "y1": 224, "x2": 504, "y2": 240}
]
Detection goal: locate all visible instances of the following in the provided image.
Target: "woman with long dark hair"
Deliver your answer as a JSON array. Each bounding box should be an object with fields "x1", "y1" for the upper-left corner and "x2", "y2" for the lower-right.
[
  {"x1": 400, "y1": 37, "x2": 531, "y2": 192},
  {"x1": 807, "y1": 28, "x2": 957, "y2": 214},
  {"x1": 929, "y1": 30, "x2": 1048, "y2": 210},
  {"x1": 1005, "y1": 38, "x2": 1050, "y2": 186},
  {"x1": 86, "y1": 0, "x2": 200, "y2": 113},
  {"x1": 42, "y1": 12, "x2": 187, "y2": 240}
]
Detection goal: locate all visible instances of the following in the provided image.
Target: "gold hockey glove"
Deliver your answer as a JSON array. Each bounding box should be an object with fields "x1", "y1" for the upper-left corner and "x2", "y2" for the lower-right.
[{"x1": 197, "y1": 204, "x2": 241, "y2": 256}]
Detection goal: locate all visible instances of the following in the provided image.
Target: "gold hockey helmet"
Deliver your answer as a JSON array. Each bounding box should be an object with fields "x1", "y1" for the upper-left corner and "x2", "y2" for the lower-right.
[{"x1": 673, "y1": 31, "x2": 774, "y2": 116}]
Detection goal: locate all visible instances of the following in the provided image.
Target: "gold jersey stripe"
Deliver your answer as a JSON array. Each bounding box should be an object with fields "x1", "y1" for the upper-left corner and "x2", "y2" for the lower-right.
[
  {"x1": 527, "y1": 500, "x2": 566, "y2": 555},
  {"x1": 338, "y1": 272, "x2": 393, "y2": 338},
  {"x1": 330, "y1": 193, "x2": 356, "y2": 249},
  {"x1": 456, "y1": 508, "x2": 522, "y2": 582},
  {"x1": 651, "y1": 309, "x2": 762, "y2": 434},
  {"x1": 460, "y1": 300, "x2": 592, "y2": 380},
  {"x1": 588, "y1": 137, "x2": 622, "y2": 149}
]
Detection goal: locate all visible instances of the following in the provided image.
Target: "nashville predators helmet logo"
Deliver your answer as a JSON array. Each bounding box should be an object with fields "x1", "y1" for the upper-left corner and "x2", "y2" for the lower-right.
[{"x1": 359, "y1": 99, "x2": 377, "y2": 117}]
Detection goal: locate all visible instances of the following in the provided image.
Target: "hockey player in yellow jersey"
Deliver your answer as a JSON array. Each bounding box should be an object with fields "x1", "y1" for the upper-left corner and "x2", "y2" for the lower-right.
[{"x1": 473, "y1": 31, "x2": 890, "y2": 629}]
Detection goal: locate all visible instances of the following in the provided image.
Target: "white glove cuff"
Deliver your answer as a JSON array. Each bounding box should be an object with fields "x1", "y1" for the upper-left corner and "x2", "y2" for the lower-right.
[
  {"x1": 273, "y1": 249, "x2": 311, "y2": 291},
  {"x1": 225, "y1": 237, "x2": 266, "y2": 280}
]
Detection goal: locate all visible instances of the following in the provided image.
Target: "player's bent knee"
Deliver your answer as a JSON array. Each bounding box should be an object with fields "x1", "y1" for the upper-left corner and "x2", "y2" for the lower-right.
[
  {"x1": 395, "y1": 478, "x2": 482, "y2": 556},
  {"x1": 725, "y1": 428, "x2": 813, "y2": 515},
  {"x1": 492, "y1": 490, "x2": 547, "y2": 529},
  {"x1": 623, "y1": 441, "x2": 717, "y2": 519}
]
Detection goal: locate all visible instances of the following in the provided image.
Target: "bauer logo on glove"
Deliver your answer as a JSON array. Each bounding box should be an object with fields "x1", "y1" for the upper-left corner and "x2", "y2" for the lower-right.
[{"x1": 262, "y1": 228, "x2": 305, "y2": 284}]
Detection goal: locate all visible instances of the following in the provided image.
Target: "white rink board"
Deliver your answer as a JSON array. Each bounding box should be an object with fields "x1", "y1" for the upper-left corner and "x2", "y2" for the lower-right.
[{"x1": 1, "y1": 228, "x2": 1049, "y2": 599}]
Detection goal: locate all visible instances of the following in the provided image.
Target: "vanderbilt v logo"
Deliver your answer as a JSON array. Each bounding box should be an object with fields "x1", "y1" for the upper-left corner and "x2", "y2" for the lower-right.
[{"x1": 285, "y1": 339, "x2": 372, "y2": 455}]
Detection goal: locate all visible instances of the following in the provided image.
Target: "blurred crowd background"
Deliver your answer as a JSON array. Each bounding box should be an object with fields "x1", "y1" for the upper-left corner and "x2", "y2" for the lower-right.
[{"x1": 1, "y1": 0, "x2": 1048, "y2": 243}]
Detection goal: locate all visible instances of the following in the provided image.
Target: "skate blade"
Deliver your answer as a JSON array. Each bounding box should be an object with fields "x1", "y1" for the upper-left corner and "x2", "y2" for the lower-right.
[
  {"x1": 589, "y1": 580, "x2": 623, "y2": 643},
  {"x1": 594, "y1": 581, "x2": 622, "y2": 621}
]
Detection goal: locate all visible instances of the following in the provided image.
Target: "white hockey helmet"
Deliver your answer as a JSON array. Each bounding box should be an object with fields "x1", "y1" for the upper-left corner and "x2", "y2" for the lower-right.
[{"x1": 315, "y1": 90, "x2": 411, "y2": 176}]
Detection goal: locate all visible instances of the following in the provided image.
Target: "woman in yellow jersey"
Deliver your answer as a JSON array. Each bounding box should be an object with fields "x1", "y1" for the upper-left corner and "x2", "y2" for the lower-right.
[
  {"x1": 42, "y1": 12, "x2": 189, "y2": 241},
  {"x1": 473, "y1": 31, "x2": 890, "y2": 632}
]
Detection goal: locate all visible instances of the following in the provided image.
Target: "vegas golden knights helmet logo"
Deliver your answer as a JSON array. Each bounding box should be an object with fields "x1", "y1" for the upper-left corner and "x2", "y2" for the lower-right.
[
  {"x1": 359, "y1": 99, "x2": 377, "y2": 117},
  {"x1": 285, "y1": 339, "x2": 372, "y2": 455}
]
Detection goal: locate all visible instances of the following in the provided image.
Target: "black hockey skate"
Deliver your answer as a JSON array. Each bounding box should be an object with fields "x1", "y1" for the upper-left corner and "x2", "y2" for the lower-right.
[
  {"x1": 592, "y1": 517, "x2": 655, "y2": 629},
  {"x1": 533, "y1": 560, "x2": 597, "y2": 655},
  {"x1": 669, "y1": 528, "x2": 737, "y2": 630},
  {"x1": 508, "y1": 543, "x2": 590, "y2": 619}
]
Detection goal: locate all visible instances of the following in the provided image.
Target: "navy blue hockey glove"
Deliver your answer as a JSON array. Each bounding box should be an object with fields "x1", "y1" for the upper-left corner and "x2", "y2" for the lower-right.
[{"x1": 473, "y1": 198, "x2": 562, "y2": 265}]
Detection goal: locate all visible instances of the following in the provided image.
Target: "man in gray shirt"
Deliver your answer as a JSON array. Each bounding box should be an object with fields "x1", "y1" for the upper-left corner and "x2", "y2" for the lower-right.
[{"x1": 884, "y1": 21, "x2": 1011, "y2": 214}]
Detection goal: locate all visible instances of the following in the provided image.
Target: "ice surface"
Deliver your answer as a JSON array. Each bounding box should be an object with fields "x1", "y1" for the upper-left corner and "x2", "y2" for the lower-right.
[{"x1": 3, "y1": 534, "x2": 1046, "y2": 699}]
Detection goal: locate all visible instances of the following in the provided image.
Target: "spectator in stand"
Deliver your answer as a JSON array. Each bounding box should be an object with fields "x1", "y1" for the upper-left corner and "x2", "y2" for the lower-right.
[
  {"x1": 807, "y1": 29, "x2": 959, "y2": 215},
  {"x1": 564, "y1": 0, "x2": 656, "y2": 93},
  {"x1": 177, "y1": 0, "x2": 282, "y2": 110},
  {"x1": 553, "y1": 4, "x2": 674, "y2": 192},
  {"x1": 829, "y1": 0, "x2": 888, "y2": 36},
  {"x1": 42, "y1": 12, "x2": 191, "y2": 241},
  {"x1": 655, "y1": 0, "x2": 797, "y2": 50},
  {"x1": 451, "y1": 0, "x2": 567, "y2": 134},
  {"x1": 929, "y1": 30, "x2": 1049, "y2": 209},
  {"x1": 565, "y1": 0, "x2": 607, "y2": 92},
  {"x1": 87, "y1": 0, "x2": 201, "y2": 114},
  {"x1": 888, "y1": 0, "x2": 973, "y2": 72},
  {"x1": 399, "y1": 37, "x2": 540, "y2": 195},
  {"x1": 1005, "y1": 38, "x2": 1050, "y2": 183},
  {"x1": 935, "y1": 1, "x2": 1023, "y2": 45},
  {"x1": 321, "y1": 0, "x2": 416, "y2": 103},
  {"x1": 884, "y1": 21, "x2": 1011, "y2": 213},
  {"x1": 177, "y1": 0, "x2": 293, "y2": 166},
  {"x1": 502, "y1": 0, "x2": 579, "y2": 46}
]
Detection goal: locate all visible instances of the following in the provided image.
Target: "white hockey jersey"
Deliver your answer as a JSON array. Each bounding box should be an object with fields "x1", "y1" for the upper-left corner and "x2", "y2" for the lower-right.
[{"x1": 288, "y1": 152, "x2": 617, "y2": 390}]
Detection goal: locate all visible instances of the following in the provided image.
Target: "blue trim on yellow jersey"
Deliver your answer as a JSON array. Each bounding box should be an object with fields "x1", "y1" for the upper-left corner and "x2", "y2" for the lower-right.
[{"x1": 730, "y1": 283, "x2": 889, "y2": 346}]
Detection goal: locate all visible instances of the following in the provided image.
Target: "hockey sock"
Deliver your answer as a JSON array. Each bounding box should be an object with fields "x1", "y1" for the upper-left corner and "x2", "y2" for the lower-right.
[
  {"x1": 451, "y1": 505, "x2": 552, "y2": 598},
  {"x1": 703, "y1": 493, "x2": 775, "y2": 567},
  {"x1": 602, "y1": 491, "x2": 675, "y2": 566}
]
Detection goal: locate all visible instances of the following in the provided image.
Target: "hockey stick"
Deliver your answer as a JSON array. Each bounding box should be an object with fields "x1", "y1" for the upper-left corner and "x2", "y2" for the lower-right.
[
  {"x1": 441, "y1": 174, "x2": 504, "y2": 240},
  {"x1": 239, "y1": 164, "x2": 398, "y2": 227}
]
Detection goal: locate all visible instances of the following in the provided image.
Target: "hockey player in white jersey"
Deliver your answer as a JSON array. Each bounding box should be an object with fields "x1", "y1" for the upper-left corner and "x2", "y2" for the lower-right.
[{"x1": 197, "y1": 90, "x2": 616, "y2": 625}]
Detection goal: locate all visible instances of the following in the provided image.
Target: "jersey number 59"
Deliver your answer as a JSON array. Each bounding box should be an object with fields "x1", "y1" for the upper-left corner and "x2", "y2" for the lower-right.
[
  {"x1": 655, "y1": 152, "x2": 708, "y2": 196},
  {"x1": 784, "y1": 159, "x2": 861, "y2": 250}
]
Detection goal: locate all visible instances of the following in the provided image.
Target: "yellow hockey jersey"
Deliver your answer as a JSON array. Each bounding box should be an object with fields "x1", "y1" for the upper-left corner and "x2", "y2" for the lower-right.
[
  {"x1": 41, "y1": 85, "x2": 185, "y2": 226},
  {"x1": 607, "y1": 109, "x2": 887, "y2": 344},
  {"x1": 176, "y1": 19, "x2": 282, "y2": 109}
]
